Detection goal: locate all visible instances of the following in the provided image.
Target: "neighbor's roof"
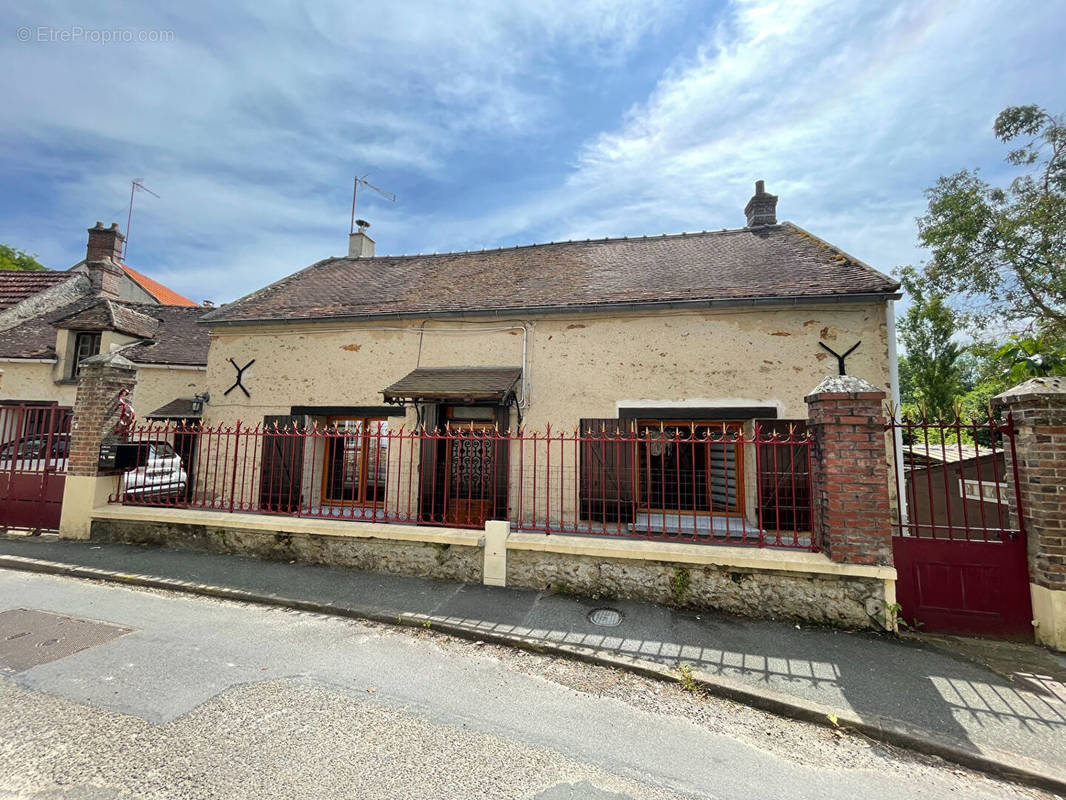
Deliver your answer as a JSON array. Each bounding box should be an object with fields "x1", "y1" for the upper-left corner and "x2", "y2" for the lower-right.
[
  {"x1": 382, "y1": 367, "x2": 523, "y2": 404},
  {"x1": 0, "y1": 271, "x2": 73, "y2": 312},
  {"x1": 120, "y1": 264, "x2": 197, "y2": 307},
  {"x1": 203, "y1": 222, "x2": 900, "y2": 325},
  {"x1": 52, "y1": 299, "x2": 160, "y2": 339},
  {"x1": 903, "y1": 443, "x2": 1001, "y2": 466},
  {"x1": 0, "y1": 297, "x2": 210, "y2": 366}
]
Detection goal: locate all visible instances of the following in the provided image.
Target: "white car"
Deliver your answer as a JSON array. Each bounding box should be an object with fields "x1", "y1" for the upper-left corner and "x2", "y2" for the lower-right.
[
  {"x1": 0, "y1": 433, "x2": 69, "y2": 470},
  {"x1": 120, "y1": 440, "x2": 187, "y2": 498}
]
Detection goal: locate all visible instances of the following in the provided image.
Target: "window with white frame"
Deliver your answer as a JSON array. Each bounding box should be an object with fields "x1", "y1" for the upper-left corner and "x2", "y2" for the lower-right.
[{"x1": 959, "y1": 478, "x2": 1008, "y2": 503}]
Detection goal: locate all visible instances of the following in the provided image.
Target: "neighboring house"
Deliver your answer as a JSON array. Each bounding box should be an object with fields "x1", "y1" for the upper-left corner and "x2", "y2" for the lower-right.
[
  {"x1": 192, "y1": 182, "x2": 901, "y2": 535},
  {"x1": 901, "y1": 443, "x2": 1011, "y2": 538},
  {"x1": 0, "y1": 221, "x2": 210, "y2": 421}
]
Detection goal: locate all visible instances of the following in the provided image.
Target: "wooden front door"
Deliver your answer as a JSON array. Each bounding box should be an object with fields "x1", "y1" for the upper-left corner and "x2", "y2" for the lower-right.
[{"x1": 444, "y1": 421, "x2": 496, "y2": 527}]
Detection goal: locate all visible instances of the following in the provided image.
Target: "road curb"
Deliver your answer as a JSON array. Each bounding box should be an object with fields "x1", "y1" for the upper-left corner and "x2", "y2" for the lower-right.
[{"x1": 2, "y1": 553, "x2": 1064, "y2": 797}]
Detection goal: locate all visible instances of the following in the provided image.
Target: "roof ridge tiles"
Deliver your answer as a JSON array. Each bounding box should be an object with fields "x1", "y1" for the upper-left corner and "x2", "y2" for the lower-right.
[
  {"x1": 203, "y1": 220, "x2": 900, "y2": 325},
  {"x1": 326, "y1": 225, "x2": 765, "y2": 263}
]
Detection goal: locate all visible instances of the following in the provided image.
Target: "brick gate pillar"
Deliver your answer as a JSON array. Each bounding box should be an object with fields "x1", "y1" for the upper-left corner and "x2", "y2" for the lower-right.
[
  {"x1": 58, "y1": 352, "x2": 138, "y2": 540},
  {"x1": 995, "y1": 377, "x2": 1066, "y2": 651},
  {"x1": 805, "y1": 375, "x2": 893, "y2": 565}
]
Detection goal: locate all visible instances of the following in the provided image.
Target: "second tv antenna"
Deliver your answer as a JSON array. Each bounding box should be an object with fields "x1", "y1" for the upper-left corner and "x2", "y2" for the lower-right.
[
  {"x1": 350, "y1": 174, "x2": 396, "y2": 233},
  {"x1": 123, "y1": 179, "x2": 160, "y2": 261}
]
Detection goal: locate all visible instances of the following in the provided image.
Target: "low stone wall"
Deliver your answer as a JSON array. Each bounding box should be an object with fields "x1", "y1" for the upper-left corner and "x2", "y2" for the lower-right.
[
  {"x1": 507, "y1": 549, "x2": 885, "y2": 628},
  {"x1": 91, "y1": 518, "x2": 483, "y2": 584}
]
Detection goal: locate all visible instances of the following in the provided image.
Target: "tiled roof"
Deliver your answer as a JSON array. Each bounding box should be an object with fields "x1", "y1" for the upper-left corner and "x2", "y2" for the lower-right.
[
  {"x1": 0, "y1": 298, "x2": 210, "y2": 366},
  {"x1": 52, "y1": 300, "x2": 160, "y2": 339},
  {"x1": 145, "y1": 397, "x2": 202, "y2": 420},
  {"x1": 120, "y1": 264, "x2": 197, "y2": 307},
  {"x1": 114, "y1": 305, "x2": 210, "y2": 366},
  {"x1": 204, "y1": 222, "x2": 900, "y2": 325},
  {"x1": 0, "y1": 271, "x2": 72, "y2": 312},
  {"x1": 382, "y1": 367, "x2": 522, "y2": 404}
]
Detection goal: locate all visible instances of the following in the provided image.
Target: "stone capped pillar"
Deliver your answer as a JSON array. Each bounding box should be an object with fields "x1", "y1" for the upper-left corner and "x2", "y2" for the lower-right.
[
  {"x1": 995, "y1": 377, "x2": 1066, "y2": 651},
  {"x1": 805, "y1": 375, "x2": 893, "y2": 565},
  {"x1": 59, "y1": 352, "x2": 138, "y2": 539}
]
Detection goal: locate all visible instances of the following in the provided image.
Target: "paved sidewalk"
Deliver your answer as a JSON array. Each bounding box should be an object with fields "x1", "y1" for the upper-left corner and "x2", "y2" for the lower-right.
[{"x1": 1, "y1": 535, "x2": 1064, "y2": 790}]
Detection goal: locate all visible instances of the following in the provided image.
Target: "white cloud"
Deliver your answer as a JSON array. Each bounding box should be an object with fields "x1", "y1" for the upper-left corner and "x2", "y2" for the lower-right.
[
  {"x1": 455, "y1": 0, "x2": 1065, "y2": 276},
  {"x1": 1, "y1": 0, "x2": 1063, "y2": 308}
]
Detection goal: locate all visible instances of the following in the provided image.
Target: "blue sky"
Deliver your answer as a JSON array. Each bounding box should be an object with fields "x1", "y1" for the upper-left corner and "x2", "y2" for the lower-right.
[{"x1": 2, "y1": 0, "x2": 1065, "y2": 306}]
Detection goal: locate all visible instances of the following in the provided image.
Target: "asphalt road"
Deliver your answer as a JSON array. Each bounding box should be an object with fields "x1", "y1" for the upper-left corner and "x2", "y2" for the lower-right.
[{"x1": 0, "y1": 570, "x2": 1053, "y2": 800}]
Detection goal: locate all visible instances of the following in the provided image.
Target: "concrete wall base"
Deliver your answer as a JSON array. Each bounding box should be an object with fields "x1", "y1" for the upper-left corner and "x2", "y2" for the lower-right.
[
  {"x1": 90, "y1": 518, "x2": 483, "y2": 584},
  {"x1": 507, "y1": 549, "x2": 888, "y2": 629},
  {"x1": 1031, "y1": 583, "x2": 1066, "y2": 652},
  {"x1": 86, "y1": 507, "x2": 894, "y2": 629}
]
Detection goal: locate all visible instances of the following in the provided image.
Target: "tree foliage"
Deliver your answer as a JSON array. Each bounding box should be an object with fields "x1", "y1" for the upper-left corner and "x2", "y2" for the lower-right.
[
  {"x1": 896, "y1": 267, "x2": 964, "y2": 421},
  {"x1": 917, "y1": 105, "x2": 1066, "y2": 335},
  {"x1": 0, "y1": 244, "x2": 46, "y2": 271},
  {"x1": 996, "y1": 334, "x2": 1066, "y2": 382}
]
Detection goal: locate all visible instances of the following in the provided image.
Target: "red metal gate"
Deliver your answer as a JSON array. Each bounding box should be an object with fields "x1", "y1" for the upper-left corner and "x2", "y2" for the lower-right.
[
  {"x1": 0, "y1": 404, "x2": 72, "y2": 531},
  {"x1": 889, "y1": 413, "x2": 1032, "y2": 639}
]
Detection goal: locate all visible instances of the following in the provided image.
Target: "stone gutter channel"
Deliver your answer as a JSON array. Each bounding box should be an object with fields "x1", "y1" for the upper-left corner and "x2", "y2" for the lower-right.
[{"x1": 0, "y1": 545, "x2": 1063, "y2": 796}]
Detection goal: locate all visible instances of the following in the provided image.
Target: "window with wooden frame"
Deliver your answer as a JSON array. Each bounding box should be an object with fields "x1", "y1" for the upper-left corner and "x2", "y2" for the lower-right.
[
  {"x1": 635, "y1": 420, "x2": 744, "y2": 515},
  {"x1": 322, "y1": 417, "x2": 389, "y2": 505},
  {"x1": 70, "y1": 332, "x2": 102, "y2": 378}
]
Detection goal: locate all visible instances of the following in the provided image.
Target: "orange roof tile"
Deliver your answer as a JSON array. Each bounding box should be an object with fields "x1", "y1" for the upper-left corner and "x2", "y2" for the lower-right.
[{"x1": 121, "y1": 264, "x2": 196, "y2": 307}]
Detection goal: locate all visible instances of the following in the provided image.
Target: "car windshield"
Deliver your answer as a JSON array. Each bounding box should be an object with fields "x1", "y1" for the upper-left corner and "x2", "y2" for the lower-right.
[{"x1": 147, "y1": 441, "x2": 176, "y2": 459}]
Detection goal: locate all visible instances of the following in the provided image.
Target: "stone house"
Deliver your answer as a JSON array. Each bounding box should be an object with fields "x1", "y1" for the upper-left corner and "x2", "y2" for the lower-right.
[
  {"x1": 0, "y1": 221, "x2": 210, "y2": 422},
  {"x1": 191, "y1": 182, "x2": 902, "y2": 537}
]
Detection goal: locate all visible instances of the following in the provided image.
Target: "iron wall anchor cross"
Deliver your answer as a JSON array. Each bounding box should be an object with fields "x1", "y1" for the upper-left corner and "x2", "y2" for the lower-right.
[
  {"x1": 819, "y1": 341, "x2": 860, "y2": 375},
  {"x1": 224, "y1": 358, "x2": 255, "y2": 397}
]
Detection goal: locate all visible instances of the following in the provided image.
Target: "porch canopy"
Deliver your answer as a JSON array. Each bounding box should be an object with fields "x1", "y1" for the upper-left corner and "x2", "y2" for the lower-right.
[
  {"x1": 382, "y1": 366, "x2": 522, "y2": 406},
  {"x1": 145, "y1": 397, "x2": 203, "y2": 421}
]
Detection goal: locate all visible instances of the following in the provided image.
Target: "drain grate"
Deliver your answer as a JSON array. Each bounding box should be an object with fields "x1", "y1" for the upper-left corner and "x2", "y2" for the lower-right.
[
  {"x1": 587, "y1": 607, "x2": 623, "y2": 627},
  {"x1": 0, "y1": 608, "x2": 133, "y2": 673}
]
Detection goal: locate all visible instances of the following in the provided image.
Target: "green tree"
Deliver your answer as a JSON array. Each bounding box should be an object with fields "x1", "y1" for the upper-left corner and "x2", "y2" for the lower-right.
[
  {"x1": 0, "y1": 244, "x2": 46, "y2": 271},
  {"x1": 897, "y1": 267, "x2": 964, "y2": 421},
  {"x1": 916, "y1": 105, "x2": 1066, "y2": 335},
  {"x1": 995, "y1": 333, "x2": 1066, "y2": 382}
]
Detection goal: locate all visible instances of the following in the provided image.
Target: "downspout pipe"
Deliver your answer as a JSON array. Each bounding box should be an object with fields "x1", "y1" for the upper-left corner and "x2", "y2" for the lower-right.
[{"x1": 886, "y1": 298, "x2": 906, "y2": 526}]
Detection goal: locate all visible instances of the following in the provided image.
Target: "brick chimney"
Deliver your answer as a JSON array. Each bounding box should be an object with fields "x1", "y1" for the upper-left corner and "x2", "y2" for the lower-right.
[
  {"x1": 348, "y1": 219, "x2": 375, "y2": 258},
  {"x1": 744, "y1": 180, "x2": 778, "y2": 227},
  {"x1": 87, "y1": 221, "x2": 124, "y2": 263},
  {"x1": 85, "y1": 222, "x2": 124, "y2": 299}
]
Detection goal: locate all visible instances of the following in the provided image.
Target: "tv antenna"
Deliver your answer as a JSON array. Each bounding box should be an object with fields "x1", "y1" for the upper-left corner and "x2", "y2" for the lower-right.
[
  {"x1": 124, "y1": 179, "x2": 160, "y2": 261},
  {"x1": 350, "y1": 174, "x2": 396, "y2": 234}
]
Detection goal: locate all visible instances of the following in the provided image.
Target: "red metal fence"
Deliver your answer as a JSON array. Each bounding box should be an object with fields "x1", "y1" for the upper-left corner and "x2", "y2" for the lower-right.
[
  {"x1": 886, "y1": 413, "x2": 1032, "y2": 638},
  {"x1": 886, "y1": 413, "x2": 1023, "y2": 541},
  {"x1": 0, "y1": 403, "x2": 72, "y2": 531},
  {"x1": 112, "y1": 419, "x2": 816, "y2": 549}
]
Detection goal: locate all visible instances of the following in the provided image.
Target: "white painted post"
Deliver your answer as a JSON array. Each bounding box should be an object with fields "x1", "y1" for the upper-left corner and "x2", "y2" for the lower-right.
[{"x1": 483, "y1": 520, "x2": 510, "y2": 586}]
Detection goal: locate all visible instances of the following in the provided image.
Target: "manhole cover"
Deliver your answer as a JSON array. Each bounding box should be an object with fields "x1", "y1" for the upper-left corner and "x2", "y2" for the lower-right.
[
  {"x1": 0, "y1": 609, "x2": 133, "y2": 673},
  {"x1": 588, "y1": 608, "x2": 623, "y2": 627}
]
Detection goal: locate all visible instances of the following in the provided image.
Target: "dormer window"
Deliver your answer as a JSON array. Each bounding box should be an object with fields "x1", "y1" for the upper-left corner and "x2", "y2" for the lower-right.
[{"x1": 71, "y1": 332, "x2": 101, "y2": 377}]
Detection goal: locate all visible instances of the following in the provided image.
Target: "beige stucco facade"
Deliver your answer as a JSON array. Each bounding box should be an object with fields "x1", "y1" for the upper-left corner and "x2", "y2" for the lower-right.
[
  {"x1": 201, "y1": 302, "x2": 891, "y2": 426},
  {"x1": 0, "y1": 355, "x2": 204, "y2": 418},
  {"x1": 188, "y1": 301, "x2": 892, "y2": 530}
]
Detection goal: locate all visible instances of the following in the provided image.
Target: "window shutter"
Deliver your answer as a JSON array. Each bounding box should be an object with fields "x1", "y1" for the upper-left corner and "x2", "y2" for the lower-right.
[
  {"x1": 579, "y1": 418, "x2": 635, "y2": 524},
  {"x1": 259, "y1": 415, "x2": 306, "y2": 513}
]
